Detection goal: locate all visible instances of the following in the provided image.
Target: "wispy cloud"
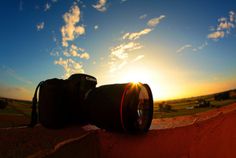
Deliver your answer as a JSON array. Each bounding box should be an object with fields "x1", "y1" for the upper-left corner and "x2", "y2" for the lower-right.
[
  {"x1": 147, "y1": 15, "x2": 165, "y2": 27},
  {"x1": 208, "y1": 11, "x2": 236, "y2": 40},
  {"x1": 110, "y1": 42, "x2": 142, "y2": 60},
  {"x1": 192, "y1": 42, "x2": 208, "y2": 52},
  {"x1": 54, "y1": 58, "x2": 84, "y2": 78},
  {"x1": 36, "y1": 22, "x2": 44, "y2": 31},
  {"x1": 94, "y1": 25, "x2": 99, "y2": 30},
  {"x1": 44, "y1": 3, "x2": 51, "y2": 11},
  {"x1": 176, "y1": 44, "x2": 192, "y2": 53},
  {"x1": 1, "y1": 65, "x2": 32, "y2": 85},
  {"x1": 131, "y1": 55, "x2": 145, "y2": 63},
  {"x1": 139, "y1": 14, "x2": 147, "y2": 20},
  {"x1": 108, "y1": 14, "x2": 166, "y2": 72},
  {"x1": 122, "y1": 28, "x2": 152, "y2": 40},
  {"x1": 208, "y1": 31, "x2": 225, "y2": 40},
  {"x1": 121, "y1": 0, "x2": 128, "y2": 3},
  {"x1": 61, "y1": 4, "x2": 85, "y2": 47},
  {"x1": 93, "y1": 0, "x2": 108, "y2": 12},
  {"x1": 229, "y1": 11, "x2": 235, "y2": 22},
  {"x1": 109, "y1": 42, "x2": 143, "y2": 72}
]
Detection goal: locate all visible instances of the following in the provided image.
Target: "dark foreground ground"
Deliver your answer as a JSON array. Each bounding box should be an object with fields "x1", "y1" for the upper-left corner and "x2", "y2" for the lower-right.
[{"x1": 0, "y1": 103, "x2": 236, "y2": 158}]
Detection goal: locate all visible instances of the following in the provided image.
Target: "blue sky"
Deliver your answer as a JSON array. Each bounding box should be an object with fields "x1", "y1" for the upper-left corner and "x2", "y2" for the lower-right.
[{"x1": 0, "y1": 0, "x2": 236, "y2": 100}]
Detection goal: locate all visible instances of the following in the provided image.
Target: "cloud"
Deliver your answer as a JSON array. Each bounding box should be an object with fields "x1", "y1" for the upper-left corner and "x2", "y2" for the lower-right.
[
  {"x1": 208, "y1": 31, "x2": 225, "y2": 39},
  {"x1": 229, "y1": 11, "x2": 235, "y2": 22},
  {"x1": 217, "y1": 20, "x2": 234, "y2": 31},
  {"x1": 61, "y1": 4, "x2": 85, "y2": 47},
  {"x1": 36, "y1": 22, "x2": 44, "y2": 31},
  {"x1": 131, "y1": 55, "x2": 145, "y2": 63},
  {"x1": 93, "y1": 0, "x2": 107, "y2": 12},
  {"x1": 109, "y1": 42, "x2": 143, "y2": 72},
  {"x1": 44, "y1": 3, "x2": 51, "y2": 11},
  {"x1": 80, "y1": 52, "x2": 90, "y2": 59},
  {"x1": 176, "y1": 44, "x2": 192, "y2": 53},
  {"x1": 122, "y1": 28, "x2": 152, "y2": 40},
  {"x1": 94, "y1": 25, "x2": 99, "y2": 30},
  {"x1": 110, "y1": 42, "x2": 142, "y2": 60},
  {"x1": 121, "y1": 0, "x2": 128, "y2": 3},
  {"x1": 108, "y1": 15, "x2": 165, "y2": 73},
  {"x1": 60, "y1": 44, "x2": 90, "y2": 59},
  {"x1": 54, "y1": 57, "x2": 84, "y2": 78},
  {"x1": 139, "y1": 14, "x2": 147, "y2": 19},
  {"x1": 50, "y1": 51, "x2": 59, "y2": 56},
  {"x1": 208, "y1": 11, "x2": 236, "y2": 40},
  {"x1": 192, "y1": 42, "x2": 208, "y2": 52},
  {"x1": 147, "y1": 15, "x2": 165, "y2": 27}
]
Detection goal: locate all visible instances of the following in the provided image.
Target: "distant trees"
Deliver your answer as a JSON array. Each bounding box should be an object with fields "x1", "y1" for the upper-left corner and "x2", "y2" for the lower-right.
[
  {"x1": 0, "y1": 100, "x2": 8, "y2": 109},
  {"x1": 214, "y1": 92, "x2": 230, "y2": 101}
]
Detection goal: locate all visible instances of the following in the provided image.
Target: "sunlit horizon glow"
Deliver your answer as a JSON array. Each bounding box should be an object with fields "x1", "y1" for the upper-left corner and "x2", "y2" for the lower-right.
[{"x1": 0, "y1": 1, "x2": 236, "y2": 101}]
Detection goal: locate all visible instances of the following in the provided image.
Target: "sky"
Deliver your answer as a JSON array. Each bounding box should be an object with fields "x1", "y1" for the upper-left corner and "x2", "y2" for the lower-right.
[{"x1": 0, "y1": 0, "x2": 236, "y2": 101}]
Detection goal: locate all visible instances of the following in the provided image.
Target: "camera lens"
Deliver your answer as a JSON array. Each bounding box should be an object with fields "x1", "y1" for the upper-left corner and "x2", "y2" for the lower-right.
[{"x1": 85, "y1": 83, "x2": 153, "y2": 133}]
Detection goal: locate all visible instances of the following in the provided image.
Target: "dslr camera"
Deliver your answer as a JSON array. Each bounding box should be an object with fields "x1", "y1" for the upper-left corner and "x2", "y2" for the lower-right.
[{"x1": 30, "y1": 74, "x2": 153, "y2": 133}]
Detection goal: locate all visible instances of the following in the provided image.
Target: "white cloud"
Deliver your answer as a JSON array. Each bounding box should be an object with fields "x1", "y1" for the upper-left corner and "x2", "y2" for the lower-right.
[
  {"x1": 94, "y1": 25, "x2": 99, "y2": 30},
  {"x1": 139, "y1": 14, "x2": 147, "y2": 19},
  {"x1": 93, "y1": 0, "x2": 107, "y2": 12},
  {"x1": 110, "y1": 42, "x2": 142, "y2": 60},
  {"x1": 36, "y1": 22, "x2": 44, "y2": 31},
  {"x1": 131, "y1": 55, "x2": 144, "y2": 63},
  {"x1": 208, "y1": 31, "x2": 225, "y2": 39},
  {"x1": 109, "y1": 42, "x2": 143, "y2": 72},
  {"x1": 122, "y1": 28, "x2": 152, "y2": 40},
  {"x1": 63, "y1": 44, "x2": 90, "y2": 59},
  {"x1": 229, "y1": 11, "x2": 235, "y2": 22},
  {"x1": 61, "y1": 4, "x2": 85, "y2": 47},
  {"x1": 50, "y1": 51, "x2": 59, "y2": 56},
  {"x1": 176, "y1": 44, "x2": 192, "y2": 53},
  {"x1": 44, "y1": 3, "x2": 51, "y2": 11},
  {"x1": 217, "y1": 21, "x2": 234, "y2": 31},
  {"x1": 54, "y1": 57, "x2": 84, "y2": 78},
  {"x1": 80, "y1": 52, "x2": 90, "y2": 59},
  {"x1": 121, "y1": 0, "x2": 128, "y2": 3},
  {"x1": 147, "y1": 15, "x2": 165, "y2": 27},
  {"x1": 192, "y1": 42, "x2": 208, "y2": 52},
  {"x1": 208, "y1": 11, "x2": 236, "y2": 40},
  {"x1": 63, "y1": 51, "x2": 71, "y2": 57}
]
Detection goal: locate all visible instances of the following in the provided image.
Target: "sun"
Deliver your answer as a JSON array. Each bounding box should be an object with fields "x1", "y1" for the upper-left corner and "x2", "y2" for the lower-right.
[{"x1": 119, "y1": 67, "x2": 152, "y2": 84}]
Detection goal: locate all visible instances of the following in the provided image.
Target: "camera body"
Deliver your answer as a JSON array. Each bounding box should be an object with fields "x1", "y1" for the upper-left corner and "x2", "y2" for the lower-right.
[{"x1": 38, "y1": 74, "x2": 97, "y2": 128}]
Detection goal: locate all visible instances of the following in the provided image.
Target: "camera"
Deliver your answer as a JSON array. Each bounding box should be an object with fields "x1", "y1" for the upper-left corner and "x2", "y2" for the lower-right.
[{"x1": 30, "y1": 74, "x2": 153, "y2": 133}]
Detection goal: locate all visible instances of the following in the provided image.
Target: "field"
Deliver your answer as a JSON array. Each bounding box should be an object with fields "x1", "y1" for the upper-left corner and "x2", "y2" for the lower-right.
[
  {"x1": 154, "y1": 89, "x2": 236, "y2": 118},
  {"x1": 0, "y1": 98, "x2": 31, "y2": 127}
]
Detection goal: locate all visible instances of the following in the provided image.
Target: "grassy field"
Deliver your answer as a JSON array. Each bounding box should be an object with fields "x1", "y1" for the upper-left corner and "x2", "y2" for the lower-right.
[{"x1": 153, "y1": 89, "x2": 236, "y2": 118}]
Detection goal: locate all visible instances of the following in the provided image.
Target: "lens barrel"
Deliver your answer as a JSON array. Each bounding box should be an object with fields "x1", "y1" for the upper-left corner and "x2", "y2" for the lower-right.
[{"x1": 85, "y1": 83, "x2": 153, "y2": 133}]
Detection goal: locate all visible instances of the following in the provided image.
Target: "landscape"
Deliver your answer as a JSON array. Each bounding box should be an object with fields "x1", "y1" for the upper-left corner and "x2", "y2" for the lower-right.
[{"x1": 1, "y1": 89, "x2": 236, "y2": 157}]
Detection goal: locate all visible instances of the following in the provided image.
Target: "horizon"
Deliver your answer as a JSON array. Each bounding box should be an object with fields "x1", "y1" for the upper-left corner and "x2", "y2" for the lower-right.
[{"x1": 0, "y1": 0, "x2": 236, "y2": 101}]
